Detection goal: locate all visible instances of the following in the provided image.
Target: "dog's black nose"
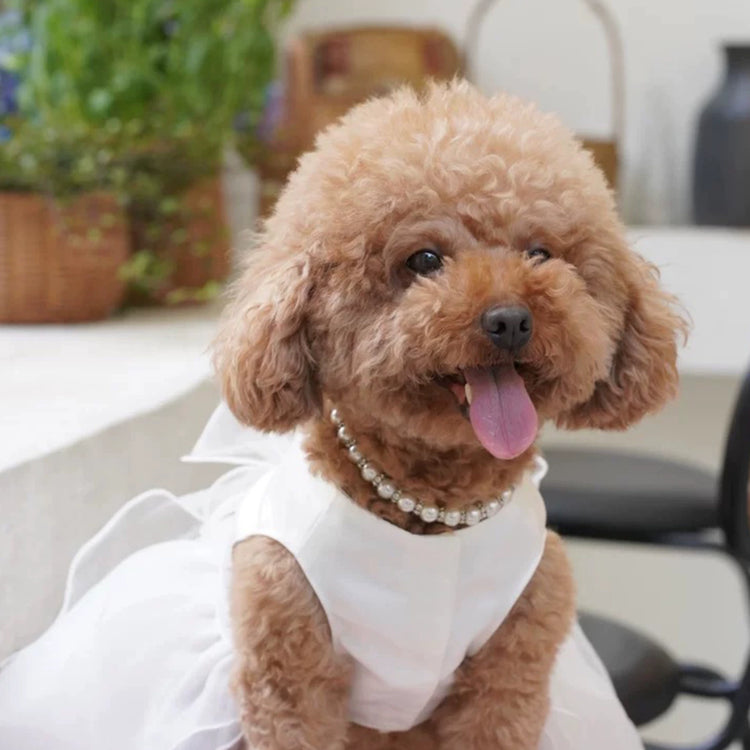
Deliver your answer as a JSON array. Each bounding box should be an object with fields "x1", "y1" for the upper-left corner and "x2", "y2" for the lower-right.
[{"x1": 481, "y1": 306, "x2": 533, "y2": 352}]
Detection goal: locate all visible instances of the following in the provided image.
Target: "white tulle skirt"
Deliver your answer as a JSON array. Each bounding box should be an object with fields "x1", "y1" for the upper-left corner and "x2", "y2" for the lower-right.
[{"x1": 0, "y1": 408, "x2": 643, "y2": 750}]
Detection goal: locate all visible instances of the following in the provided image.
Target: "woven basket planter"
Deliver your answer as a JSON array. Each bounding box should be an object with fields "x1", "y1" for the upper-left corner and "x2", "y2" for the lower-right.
[
  {"x1": 0, "y1": 191, "x2": 130, "y2": 323},
  {"x1": 128, "y1": 176, "x2": 231, "y2": 304}
]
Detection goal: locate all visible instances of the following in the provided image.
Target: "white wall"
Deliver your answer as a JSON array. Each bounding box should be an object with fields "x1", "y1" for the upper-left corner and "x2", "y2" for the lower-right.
[{"x1": 283, "y1": 0, "x2": 750, "y2": 225}]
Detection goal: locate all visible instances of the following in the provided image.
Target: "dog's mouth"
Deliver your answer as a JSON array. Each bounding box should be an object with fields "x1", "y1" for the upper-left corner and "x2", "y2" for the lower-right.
[{"x1": 437, "y1": 363, "x2": 538, "y2": 460}]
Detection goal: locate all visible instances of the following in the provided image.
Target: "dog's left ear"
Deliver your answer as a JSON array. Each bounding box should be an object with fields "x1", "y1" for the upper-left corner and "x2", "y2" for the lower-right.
[
  {"x1": 559, "y1": 245, "x2": 687, "y2": 431},
  {"x1": 213, "y1": 240, "x2": 320, "y2": 433}
]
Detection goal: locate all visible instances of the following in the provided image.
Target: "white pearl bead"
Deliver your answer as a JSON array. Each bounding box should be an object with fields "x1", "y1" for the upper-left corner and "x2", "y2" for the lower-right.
[
  {"x1": 397, "y1": 495, "x2": 415, "y2": 513},
  {"x1": 334, "y1": 412, "x2": 502, "y2": 528},
  {"x1": 361, "y1": 463, "x2": 378, "y2": 482},
  {"x1": 377, "y1": 480, "x2": 396, "y2": 500},
  {"x1": 485, "y1": 499, "x2": 500, "y2": 517},
  {"x1": 443, "y1": 509, "x2": 461, "y2": 527},
  {"x1": 420, "y1": 505, "x2": 439, "y2": 523}
]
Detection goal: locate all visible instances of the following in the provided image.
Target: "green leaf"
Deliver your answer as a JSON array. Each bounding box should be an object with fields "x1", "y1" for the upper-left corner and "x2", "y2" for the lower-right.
[{"x1": 88, "y1": 88, "x2": 113, "y2": 115}]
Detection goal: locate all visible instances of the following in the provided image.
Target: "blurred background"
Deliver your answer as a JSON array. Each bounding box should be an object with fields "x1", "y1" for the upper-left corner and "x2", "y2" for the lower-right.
[{"x1": 2, "y1": 1, "x2": 750, "y2": 748}]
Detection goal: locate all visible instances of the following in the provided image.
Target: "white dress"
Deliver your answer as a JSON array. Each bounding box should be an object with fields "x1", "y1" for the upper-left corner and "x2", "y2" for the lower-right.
[{"x1": 0, "y1": 404, "x2": 643, "y2": 750}]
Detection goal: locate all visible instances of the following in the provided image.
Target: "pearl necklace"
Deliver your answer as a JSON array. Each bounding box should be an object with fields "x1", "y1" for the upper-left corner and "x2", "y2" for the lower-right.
[{"x1": 330, "y1": 409, "x2": 514, "y2": 528}]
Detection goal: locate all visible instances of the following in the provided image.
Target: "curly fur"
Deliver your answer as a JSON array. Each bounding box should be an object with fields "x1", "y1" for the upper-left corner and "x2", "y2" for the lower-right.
[{"x1": 215, "y1": 81, "x2": 685, "y2": 749}]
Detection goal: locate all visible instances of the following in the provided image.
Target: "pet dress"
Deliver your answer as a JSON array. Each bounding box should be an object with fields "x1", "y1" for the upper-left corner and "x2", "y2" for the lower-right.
[{"x1": 0, "y1": 403, "x2": 644, "y2": 750}]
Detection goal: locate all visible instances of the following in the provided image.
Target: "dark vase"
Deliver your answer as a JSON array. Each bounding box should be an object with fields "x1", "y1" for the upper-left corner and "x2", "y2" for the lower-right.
[{"x1": 694, "y1": 45, "x2": 750, "y2": 225}]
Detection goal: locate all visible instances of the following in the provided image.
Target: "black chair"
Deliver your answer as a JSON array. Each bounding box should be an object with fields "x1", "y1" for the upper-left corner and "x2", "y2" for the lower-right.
[{"x1": 543, "y1": 365, "x2": 750, "y2": 750}]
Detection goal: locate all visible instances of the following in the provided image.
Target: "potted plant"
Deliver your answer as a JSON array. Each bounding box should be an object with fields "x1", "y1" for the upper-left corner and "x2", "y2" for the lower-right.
[
  {"x1": 2, "y1": 0, "x2": 293, "y2": 313},
  {"x1": 0, "y1": 11, "x2": 131, "y2": 323}
]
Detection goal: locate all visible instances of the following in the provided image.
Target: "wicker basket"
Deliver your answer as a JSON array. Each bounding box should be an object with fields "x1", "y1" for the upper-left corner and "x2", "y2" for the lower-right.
[
  {"x1": 170, "y1": 177, "x2": 230, "y2": 291},
  {"x1": 285, "y1": 27, "x2": 462, "y2": 154},
  {"x1": 128, "y1": 176, "x2": 231, "y2": 304},
  {"x1": 0, "y1": 191, "x2": 130, "y2": 323},
  {"x1": 256, "y1": 26, "x2": 462, "y2": 217}
]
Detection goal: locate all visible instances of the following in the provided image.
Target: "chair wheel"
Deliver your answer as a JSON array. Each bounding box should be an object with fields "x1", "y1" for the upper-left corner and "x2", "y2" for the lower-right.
[{"x1": 580, "y1": 612, "x2": 681, "y2": 726}]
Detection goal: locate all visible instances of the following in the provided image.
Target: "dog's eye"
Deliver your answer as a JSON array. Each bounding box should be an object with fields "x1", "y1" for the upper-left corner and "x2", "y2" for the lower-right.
[
  {"x1": 406, "y1": 249, "x2": 443, "y2": 275},
  {"x1": 526, "y1": 245, "x2": 551, "y2": 263}
]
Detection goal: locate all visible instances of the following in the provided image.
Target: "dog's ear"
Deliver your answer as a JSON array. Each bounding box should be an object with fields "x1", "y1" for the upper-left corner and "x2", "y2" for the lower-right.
[
  {"x1": 559, "y1": 246, "x2": 687, "y2": 431},
  {"x1": 213, "y1": 239, "x2": 319, "y2": 432}
]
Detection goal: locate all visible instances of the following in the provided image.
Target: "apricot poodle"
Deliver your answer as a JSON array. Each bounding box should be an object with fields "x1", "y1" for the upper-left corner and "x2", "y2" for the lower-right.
[{"x1": 214, "y1": 81, "x2": 684, "y2": 749}]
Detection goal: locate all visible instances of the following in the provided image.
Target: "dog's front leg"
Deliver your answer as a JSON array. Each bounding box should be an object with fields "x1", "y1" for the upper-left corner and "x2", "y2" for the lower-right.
[
  {"x1": 231, "y1": 536, "x2": 353, "y2": 750},
  {"x1": 432, "y1": 533, "x2": 576, "y2": 750}
]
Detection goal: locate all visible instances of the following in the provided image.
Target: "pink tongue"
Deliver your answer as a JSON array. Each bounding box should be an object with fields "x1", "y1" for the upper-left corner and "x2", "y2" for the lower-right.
[{"x1": 465, "y1": 365, "x2": 538, "y2": 459}]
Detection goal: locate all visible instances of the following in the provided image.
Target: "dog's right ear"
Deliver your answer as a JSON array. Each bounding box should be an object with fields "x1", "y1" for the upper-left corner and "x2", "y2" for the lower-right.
[{"x1": 213, "y1": 238, "x2": 319, "y2": 433}]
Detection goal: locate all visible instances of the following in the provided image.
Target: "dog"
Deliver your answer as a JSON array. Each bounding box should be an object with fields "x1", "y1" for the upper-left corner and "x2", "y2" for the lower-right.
[{"x1": 213, "y1": 80, "x2": 684, "y2": 749}]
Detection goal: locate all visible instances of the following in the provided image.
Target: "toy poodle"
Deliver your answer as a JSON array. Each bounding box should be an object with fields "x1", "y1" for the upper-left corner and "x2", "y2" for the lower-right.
[{"x1": 214, "y1": 80, "x2": 684, "y2": 749}]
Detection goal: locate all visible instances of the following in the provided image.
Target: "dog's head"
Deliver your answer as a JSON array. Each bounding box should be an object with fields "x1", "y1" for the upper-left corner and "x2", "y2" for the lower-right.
[{"x1": 215, "y1": 82, "x2": 685, "y2": 460}]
